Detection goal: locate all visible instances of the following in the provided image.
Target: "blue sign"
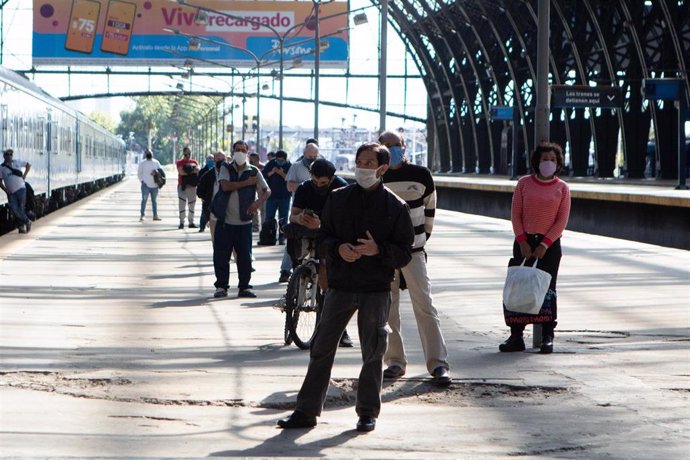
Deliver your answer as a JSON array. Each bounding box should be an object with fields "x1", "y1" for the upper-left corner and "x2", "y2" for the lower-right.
[
  {"x1": 643, "y1": 79, "x2": 682, "y2": 101},
  {"x1": 490, "y1": 106, "x2": 513, "y2": 121},
  {"x1": 551, "y1": 85, "x2": 621, "y2": 109}
]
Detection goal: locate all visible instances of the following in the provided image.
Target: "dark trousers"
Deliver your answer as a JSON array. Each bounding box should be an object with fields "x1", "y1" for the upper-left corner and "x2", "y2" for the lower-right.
[
  {"x1": 509, "y1": 235, "x2": 561, "y2": 333},
  {"x1": 199, "y1": 200, "x2": 210, "y2": 230},
  {"x1": 295, "y1": 289, "x2": 390, "y2": 418},
  {"x1": 213, "y1": 222, "x2": 252, "y2": 290}
]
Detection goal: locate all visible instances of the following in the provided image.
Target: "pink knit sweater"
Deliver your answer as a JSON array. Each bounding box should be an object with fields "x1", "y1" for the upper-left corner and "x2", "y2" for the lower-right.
[{"x1": 511, "y1": 174, "x2": 571, "y2": 247}]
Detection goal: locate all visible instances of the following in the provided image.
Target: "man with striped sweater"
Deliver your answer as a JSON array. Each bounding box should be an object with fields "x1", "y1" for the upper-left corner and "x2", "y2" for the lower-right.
[{"x1": 379, "y1": 131, "x2": 451, "y2": 385}]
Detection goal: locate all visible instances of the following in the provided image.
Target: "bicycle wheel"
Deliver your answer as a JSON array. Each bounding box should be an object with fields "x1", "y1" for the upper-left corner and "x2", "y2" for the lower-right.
[
  {"x1": 285, "y1": 262, "x2": 322, "y2": 350},
  {"x1": 284, "y1": 310, "x2": 293, "y2": 345}
]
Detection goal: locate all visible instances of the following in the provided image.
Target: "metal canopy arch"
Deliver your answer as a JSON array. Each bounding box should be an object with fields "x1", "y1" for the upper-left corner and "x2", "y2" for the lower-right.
[{"x1": 382, "y1": 0, "x2": 689, "y2": 178}]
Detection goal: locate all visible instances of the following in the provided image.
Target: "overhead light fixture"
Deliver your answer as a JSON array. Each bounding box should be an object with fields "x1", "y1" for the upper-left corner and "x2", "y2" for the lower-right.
[
  {"x1": 181, "y1": 71, "x2": 190, "y2": 79},
  {"x1": 188, "y1": 38, "x2": 201, "y2": 51},
  {"x1": 319, "y1": 40, "x2": 330, "y2": 51},
  {"x1": 353, "y1": 13, "x2": 368, "y2": 26},
  {"x1": 176, "y1": 82, "x2": 184, "y2": 90},
  {"x1": 183, "y1": 59, "x2": 194, "y2": 68},
  {"x1": 261, "y1": 83, "x2": 270, "y2": 91},
  {"x1": 194, "y1": 10, "x2": 208, "y2": 25}
]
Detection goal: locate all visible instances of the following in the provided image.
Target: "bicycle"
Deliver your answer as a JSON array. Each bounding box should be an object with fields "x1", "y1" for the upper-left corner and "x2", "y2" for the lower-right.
[{"x1": 283, "y1": 234, "x2": 324, "y2": 350}]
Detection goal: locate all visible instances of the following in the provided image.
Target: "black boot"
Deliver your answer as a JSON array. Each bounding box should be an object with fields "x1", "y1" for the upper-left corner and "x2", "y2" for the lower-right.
[
  {"x1": 540, "y1": 322, "x2": 555, "y2": 354},
  {"x1": 499, "y1": 326, "x2": 525, "y2": 352}
]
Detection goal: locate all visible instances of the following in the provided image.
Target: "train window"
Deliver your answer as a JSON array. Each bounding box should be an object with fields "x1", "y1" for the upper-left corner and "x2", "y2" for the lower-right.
[{"x1": 36, "y1": 118, "x2": 45, "y2": 152}]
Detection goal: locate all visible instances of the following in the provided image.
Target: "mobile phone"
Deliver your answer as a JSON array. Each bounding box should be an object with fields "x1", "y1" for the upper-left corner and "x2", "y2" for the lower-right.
[
  {"x1": 303, "y1": 209, "x2": 315, "y2": 217},
  {"x1": 100, "y1": 0, "x2": 137, "y2": 55},
  {"x1": 65, "y1": 0, "x2": 101, "y2": 54}
]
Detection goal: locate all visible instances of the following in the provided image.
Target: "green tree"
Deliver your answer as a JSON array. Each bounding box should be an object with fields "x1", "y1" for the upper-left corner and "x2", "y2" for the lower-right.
[
  {"x1": 117, "y1": 95, "x2": 222, "y2": 165},
  {"x1": 88, "y1": 111, "x2": 117, "y2": 133}
]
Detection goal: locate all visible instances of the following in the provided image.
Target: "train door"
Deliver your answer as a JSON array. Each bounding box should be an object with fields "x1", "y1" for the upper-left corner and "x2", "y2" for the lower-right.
[
  {"x1": 76, "y1": 118, "x2": 82, "y2": 173},
  {"x1": 46, "y1": 108, "x2": 52, "y2": 195}
]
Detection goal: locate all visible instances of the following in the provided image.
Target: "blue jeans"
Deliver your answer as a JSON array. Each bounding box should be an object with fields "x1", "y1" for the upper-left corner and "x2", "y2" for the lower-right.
[
  {"x1": 8, "y1": 188, "x2": 29, "y2": 225},
  {"x1": 265, "y1": 197, "x2": 290, "y2": 225},
  {"x1": 140, "y1": 183, "x2": 159, "y2": 217},
  {"x1": 213, "y1": 222, "x2": 252, "y2": 290}
]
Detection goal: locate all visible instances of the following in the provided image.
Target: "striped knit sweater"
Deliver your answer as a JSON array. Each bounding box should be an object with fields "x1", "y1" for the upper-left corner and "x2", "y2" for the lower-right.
[
  {"x1": 382, "y1": 162, "x2": 436, "y2": 250},
  {"x1": 511, "y1": 174, "x2": 571, "y2": 247}
]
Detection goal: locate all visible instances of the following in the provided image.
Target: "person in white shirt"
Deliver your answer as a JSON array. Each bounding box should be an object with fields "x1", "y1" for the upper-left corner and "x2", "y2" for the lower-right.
[
  {"x1": 0, "y1": 149, "x2": 32, "y2": 233},
  {"x1": 137, "y1": 149, "x2": 162, "y2": 221}
]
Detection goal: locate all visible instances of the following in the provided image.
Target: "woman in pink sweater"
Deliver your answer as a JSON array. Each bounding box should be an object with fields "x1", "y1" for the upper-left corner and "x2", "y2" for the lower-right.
[{"x1": 500, "y1": 142, "x2": 571, "y2": 354}]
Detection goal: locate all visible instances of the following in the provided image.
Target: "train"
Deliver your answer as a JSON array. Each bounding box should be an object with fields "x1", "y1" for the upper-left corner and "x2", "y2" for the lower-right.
[{"x1": 0, "y1": 66, "x2": 125, "y2": 233}]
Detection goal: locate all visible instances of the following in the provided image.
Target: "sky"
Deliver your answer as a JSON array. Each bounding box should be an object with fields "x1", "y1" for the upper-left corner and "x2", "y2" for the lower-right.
[{"x1": 0, "y1": 0, "x2": 427, "y2": 134}]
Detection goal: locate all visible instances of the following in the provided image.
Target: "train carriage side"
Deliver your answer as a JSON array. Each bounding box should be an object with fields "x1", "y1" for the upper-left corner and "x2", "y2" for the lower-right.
[{"x1": 0, "y1": 66, "x2": 124, "y2": 232}]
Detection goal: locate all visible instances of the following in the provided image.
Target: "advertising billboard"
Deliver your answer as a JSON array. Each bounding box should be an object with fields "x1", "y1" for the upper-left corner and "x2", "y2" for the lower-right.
[{"x1": 33, "y1": 0, "x2": 349, "y2": 68}]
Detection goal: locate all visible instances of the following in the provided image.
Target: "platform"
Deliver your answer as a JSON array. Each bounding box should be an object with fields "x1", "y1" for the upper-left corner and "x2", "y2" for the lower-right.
[{"x1": 0, "y1": 177, "x2": 688, "y2": 458}]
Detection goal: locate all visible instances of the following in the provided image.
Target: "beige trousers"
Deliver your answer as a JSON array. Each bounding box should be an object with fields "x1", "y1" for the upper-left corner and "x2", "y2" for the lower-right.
[
  {"x1": 384, "y1": 250, "x2": 449, "y2": 374},
  {"x1": 177, "y1": 186, "x2": 197, "y2": 224}
]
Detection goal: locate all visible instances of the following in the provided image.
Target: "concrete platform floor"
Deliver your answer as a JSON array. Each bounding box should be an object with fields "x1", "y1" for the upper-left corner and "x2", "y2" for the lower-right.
[{"x1": 1, "y1": 177, "x2": 688, "y2": 458}]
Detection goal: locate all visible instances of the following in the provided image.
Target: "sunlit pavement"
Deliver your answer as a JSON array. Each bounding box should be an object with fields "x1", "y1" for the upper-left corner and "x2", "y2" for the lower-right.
[{"x1": 1, "y1": 176, "x2": 688, "y2": 458}]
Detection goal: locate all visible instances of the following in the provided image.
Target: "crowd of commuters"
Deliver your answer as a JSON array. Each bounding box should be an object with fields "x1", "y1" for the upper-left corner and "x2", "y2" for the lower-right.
[{"x1": 2, "y1": 136, "x2": 570, "y2": 434}]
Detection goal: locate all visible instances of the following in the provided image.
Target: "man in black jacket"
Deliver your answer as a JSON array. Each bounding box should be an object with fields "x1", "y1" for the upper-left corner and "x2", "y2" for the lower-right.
[{"x1": 277, "y1": 142, "x2": 414, "y2": 433}]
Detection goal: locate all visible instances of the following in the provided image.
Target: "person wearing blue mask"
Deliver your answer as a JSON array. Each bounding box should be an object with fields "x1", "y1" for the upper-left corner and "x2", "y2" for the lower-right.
[
  {"x1": 379, "y1": 130, "x2": 451, "y2": 386},
  {"x1": 262, "y1": 150, "x2": 291, "y2": 245}
]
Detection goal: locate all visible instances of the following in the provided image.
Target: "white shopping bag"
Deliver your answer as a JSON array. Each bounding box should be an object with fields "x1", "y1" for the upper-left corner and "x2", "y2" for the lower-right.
[{"x1": 502, "y1": 258, "x2": 552, "y2": 314}]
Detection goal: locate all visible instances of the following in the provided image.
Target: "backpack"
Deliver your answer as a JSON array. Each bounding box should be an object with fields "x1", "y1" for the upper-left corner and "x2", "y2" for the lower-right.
[
  {"x1": 196, "y1": 168, "x2": 215, "y2": 202},
  {"x1": 152, "y1": 168, "x2": 166, "y2": 188},
  {"x1": 258, "y1": 219, "x2": 277, "y2": 246}
]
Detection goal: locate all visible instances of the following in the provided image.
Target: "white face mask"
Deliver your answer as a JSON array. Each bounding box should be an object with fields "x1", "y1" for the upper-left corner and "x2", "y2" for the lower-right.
[
  {"x1": 354, "y1": 167, "x2": 380, "y2": 189},
  {"x1": 234, "y1": 151, "x2": 247, "y2": 165}
]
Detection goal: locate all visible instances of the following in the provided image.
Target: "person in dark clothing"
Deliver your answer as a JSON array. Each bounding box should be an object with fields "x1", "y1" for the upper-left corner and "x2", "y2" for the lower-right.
[
  {"x1": 197, "y1": 154, "x2": 215, "y2": 232},
  {"x1": 262, "y1": 150, "x2": 291, "y2": 244},
  {"x1": 289, "y1": 158, "x2": 352, "y2": 347},
  {"x1": 277, "y1": 142, "x2": 414, "y2": 433}
]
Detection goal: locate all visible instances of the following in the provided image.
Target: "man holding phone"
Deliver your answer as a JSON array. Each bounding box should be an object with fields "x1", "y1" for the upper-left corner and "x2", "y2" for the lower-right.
[
  {"x1": 287, "y1": 158, "x2": 353, "y2": 348},
  {"x1": 288, "y1": 159, "x2": 353, "y2": 347}
]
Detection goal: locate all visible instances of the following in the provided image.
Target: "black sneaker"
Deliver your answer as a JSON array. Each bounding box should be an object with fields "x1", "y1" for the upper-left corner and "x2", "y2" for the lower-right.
[
  {"x1": 189, "y1": 223, "x2": 197, "y2": 229},
  {"x1": 278, "y1": 270, "x2": 291, "y2": 283},
  {"x1": 277, "y1": 410, "x2": 316, "y2": 429},
  {"x1": 339, "y1": 330, "x2": 354, "y2": 347},
  {"x1": 25, "y1": 221, "x2": 32, "y2": 233},
  {"x1": 213, "y1": 288, "x2": 228, "y2": 298},
  {"x1": 238, "y1": 289, "x2": 257, "y2": 298},
  {"x1": 178, "y1": 223, "x2": 184, "y2": 229},
  {"x1": 540, "y1": 335, "x2": 554, "y2": 354},
  {"x1": 431, "y1": 366, "x2": 451, "y2": 386},
  {"x1": 499, "y1": 335, "x2": 526, "y2": 352}
]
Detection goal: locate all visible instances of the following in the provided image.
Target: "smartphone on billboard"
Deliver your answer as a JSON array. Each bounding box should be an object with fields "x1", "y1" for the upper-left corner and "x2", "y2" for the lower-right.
[
  {"x1": 65, "y1": 0, "x2": 101, "y2": 54},
  {"x1": 100, "y1": 0, "x2": 137, "y2": 55}
]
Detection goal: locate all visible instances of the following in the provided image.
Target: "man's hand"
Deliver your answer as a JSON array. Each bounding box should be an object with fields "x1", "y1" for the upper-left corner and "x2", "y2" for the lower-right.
[
  {"x1": 247, "y1": 201, "x2": 260, "y2": 215},
  {"x1": 300, "y1": 212, "x2": 321, "y2": 229},
  {"x1": 244, "y1": 175, "x2": 258, "y2": 186},
  {"x1": 519, "y1": 240, "x2": 533, "y2": 259},
  {"x1": 354, "y1": 231, "x2": 380, "y2": 256},
  {"x1": 338, "y1": 243, "x2": 361, "y2": 262}
]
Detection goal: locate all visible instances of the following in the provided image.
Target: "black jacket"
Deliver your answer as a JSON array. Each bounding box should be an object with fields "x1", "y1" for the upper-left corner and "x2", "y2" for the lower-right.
[
  {"x1": 196, "y1": 166, "x2": 215, "y2": 202},
  {"x1": 320, "y1": 181, "x2": 414, "y2": 292}
]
